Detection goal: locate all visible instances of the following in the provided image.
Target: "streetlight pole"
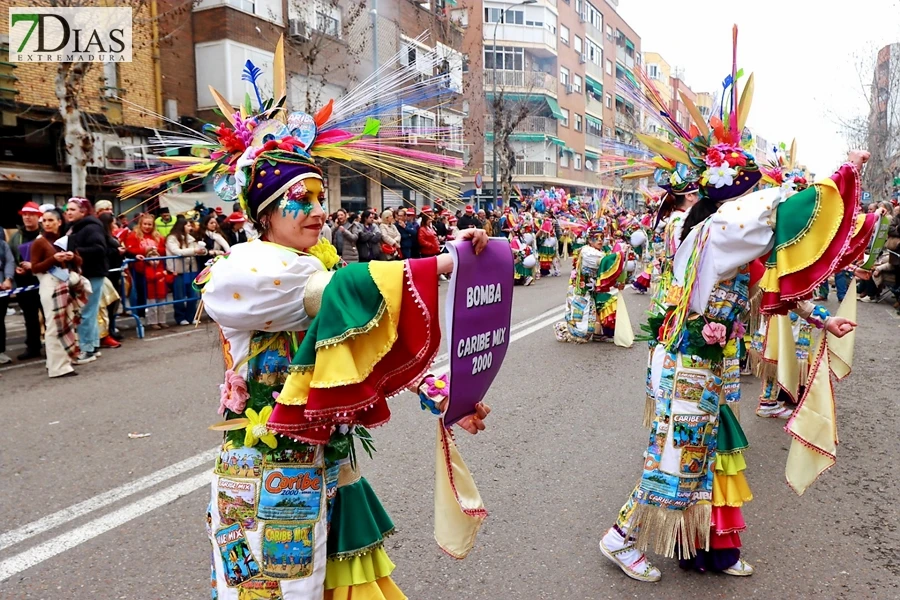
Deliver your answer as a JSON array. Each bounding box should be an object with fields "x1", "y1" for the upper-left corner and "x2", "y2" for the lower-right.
[{"x1": 491, "y1": 0, "x2": 536, "y2": 208}]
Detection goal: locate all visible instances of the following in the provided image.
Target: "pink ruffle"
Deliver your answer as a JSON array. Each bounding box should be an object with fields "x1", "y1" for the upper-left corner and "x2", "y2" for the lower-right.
[{"x1": 711, "y1": 505, "x2": 746, "y2": 536}]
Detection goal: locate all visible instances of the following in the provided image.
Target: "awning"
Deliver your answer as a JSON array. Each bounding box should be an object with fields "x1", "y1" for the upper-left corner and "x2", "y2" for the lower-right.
[
  {"x1": 585, "y1": 150, "x2": 600, "y2": 160},
  {"x1": 585, "y1": 75, "x2": 603, "y2": 95},
  {"x1": 586, "y1": 114, "x2": 602, "y2": 128},
  {"x1": 563, "y1": 146, "x2": 575, "y2": 154},
  {"x1": 545, "y1": 96, "x2": 564, "y2": 120},
  {"x1": 615, "y1": 94, "x2": 625, "y2": 104},
  {"x1": 549, "y1": 136, "x2": 565, "y2": 147},
  {"x1": 485, "y1": 132, "x2": 549, "y2": 143},
  {"x1": 625, "y1": 38, "x2": 634, "y2": 51}
]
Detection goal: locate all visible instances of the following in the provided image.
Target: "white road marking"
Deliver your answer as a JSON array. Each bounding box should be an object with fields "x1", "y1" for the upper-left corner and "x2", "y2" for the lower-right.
[
  {"x1": 0, "y1": 308, "x2": 565, "y2": 581},
  {"x1": 0, "y1": 449, "x2": 218, "y2": 552},
  {"x1": 0, "y1": 472, "x2": 211, "y2": 583}
]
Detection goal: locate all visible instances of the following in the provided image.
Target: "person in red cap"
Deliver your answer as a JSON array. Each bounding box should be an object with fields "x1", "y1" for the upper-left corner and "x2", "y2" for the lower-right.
[
  {"x1": 457, "y1": 204, "x2": 481, "y2": 231},
  {"x1": 223, "y1": 211, "x2": 249, "y2": 246},
  {"x1": 7, "y1": 202, "x2": 46, "y2": 361}
]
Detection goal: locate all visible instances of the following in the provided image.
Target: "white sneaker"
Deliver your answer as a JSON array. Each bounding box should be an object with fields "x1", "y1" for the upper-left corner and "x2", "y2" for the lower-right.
[
  {"x1": 0, "y1": 352, "x2": 11, "y2": 364},
  {"x1": 600, "y1": 528, "x2": 661, "y2": 582},
  {"x1": 178, "y1": 320, "x2": 190, "y2": 326},
  {"x1": 5, "y1": 308, "x2": 14, "y2": 316},
  {"x1": 73, "y1": 352, "x2": 97, "y2": 365},
  {"x1": 525, "y1": 276, "x2": 534, "y2": 286},
  {"x1": 723, "y1": 558, "x2": 754, "y2": 576},
  {"x1": 756, "y1": 404, "x2": 793, "y2": 419}
]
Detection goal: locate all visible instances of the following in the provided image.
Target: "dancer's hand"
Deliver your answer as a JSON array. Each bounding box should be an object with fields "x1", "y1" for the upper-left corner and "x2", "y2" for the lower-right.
[
  {"x1": 848, "y1": 150, "x2": 870, "y2": 170},
  {"x1": 825, "y1": 316, "x2": 857, "y2": 338},
  {"x1": 458, "y1": 228, "x2": 489, "y2": 255},
  {"x1": 453, "y1": 402, "x2": 491, "y2": 435}
]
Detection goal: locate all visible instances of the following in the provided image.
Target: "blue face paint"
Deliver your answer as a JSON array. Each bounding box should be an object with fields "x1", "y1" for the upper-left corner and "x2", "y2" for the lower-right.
[{"x1": 280, "y1": 198, "x2": 314, "y2": 218}]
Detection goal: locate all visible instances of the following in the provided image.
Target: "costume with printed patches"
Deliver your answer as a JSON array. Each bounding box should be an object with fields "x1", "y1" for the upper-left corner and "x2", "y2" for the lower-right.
[
  {"x1": 554, "y1": 220, "x2": 634, "y2": 346},
  {"x1": 118, "y1": 38, "x2": 487, "y2": 600},
  {"x1": 601, "y1": 28, "x2": 874, "y2": 583}
]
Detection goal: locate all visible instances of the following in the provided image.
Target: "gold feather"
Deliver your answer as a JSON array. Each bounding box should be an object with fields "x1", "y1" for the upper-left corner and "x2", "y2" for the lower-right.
[
  {"x1": 273, "y1": 35, "x2": 286, "y2": 122},
  {"x1": 679, "y1": 91, "x2": 710, "y2": 137},
  {"x1": 789, "y1": 138, "x2": 797, "y2": 170},
  {"x1": 652, "y1": 156, "x2": 673, "y2": 169},
  {"x1": 637, "y1": 134, "x2": 692, "y2": 166},
  {"x1": 209, "y1": 86, "x2": 236, "y2": 126},
  {"x1": 623, "y1": 169, "x2": 656, "y2": 180},
  {"x1": 208, "y1": 418, "x2": 249, "y2": 431},
  {"x1": 737, "y1": 72, "x2": 754, "y2": 132}
]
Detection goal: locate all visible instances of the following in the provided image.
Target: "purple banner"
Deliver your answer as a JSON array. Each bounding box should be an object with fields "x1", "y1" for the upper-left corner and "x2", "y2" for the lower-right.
[{"x1": 443, "y1": 239, "x2": 514, "y2": 427}]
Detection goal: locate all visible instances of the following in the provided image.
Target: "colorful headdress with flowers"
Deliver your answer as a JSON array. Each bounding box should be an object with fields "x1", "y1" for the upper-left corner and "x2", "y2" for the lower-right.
[
  {"x1": 634, "y1": 26, "x2": 761, "y2": 203},
  {"x1": 116, "y1": 35, "x2": 464, "y2": 221},
  {"x1": 761, "y1": 139, "x2": 809, "y2": 192}
]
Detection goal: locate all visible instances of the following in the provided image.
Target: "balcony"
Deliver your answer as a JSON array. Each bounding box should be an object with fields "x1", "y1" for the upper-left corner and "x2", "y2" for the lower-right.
[
  {"x1": 484, "y1": 161, "x2": 558, "y2": 178},
  {"x1": 586, "y1": 132, "x2": 603, "y2": 149},
  {"x1": 615, "y1": 111, "x2": 637, "y2": 131},
  {"x1": 586, "y1": 93, "x2": 604, "y2": 117},
  {"x1": 483, "y1": 70, "x2": 558, "y2": 97},
  {"x1": 586, "y1": 59, "x2": 603, "y2": 82},
  {"x1": 484, "y1": 24, "x2": 557, "y2": 57},
  {"x1": 486, "y1": 115, "x2": 558, "y2": 136}
]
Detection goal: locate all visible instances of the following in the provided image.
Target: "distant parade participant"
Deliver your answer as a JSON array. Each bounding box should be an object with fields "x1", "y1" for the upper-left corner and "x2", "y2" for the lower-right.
[
  {"x1": 554, "y1": 221, "x2": 633, "y2": 345},
  {"x1": 536, "y1": 218, "x2": 560, "y2": 277}
]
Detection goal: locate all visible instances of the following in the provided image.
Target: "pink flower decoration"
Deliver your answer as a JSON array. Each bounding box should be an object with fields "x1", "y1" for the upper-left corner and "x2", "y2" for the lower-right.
[
  {"x1": 424, "y1": 374, "x2": 450, "y2": 398},
  {"x1": 731, "y1": 320, "x2": 746, "y2": 340},
  {"x1": 701, "y1": 322, "x2": 728, "y2": 347},
  {"x1": 218, "y1": 369, "x2": 250, "y2": 415}
]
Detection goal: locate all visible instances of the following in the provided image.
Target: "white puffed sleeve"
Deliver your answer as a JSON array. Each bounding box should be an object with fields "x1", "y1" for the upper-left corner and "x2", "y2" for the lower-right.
[
  {"x1": 579, "y1": 246, "x2": 603, "y2": 271},
  {"x1": 202, "y1": 240, "x2": 325, "y2": 333},
  {"x1": 674, "y1": 187, "x2": 784, "y2": 314}
]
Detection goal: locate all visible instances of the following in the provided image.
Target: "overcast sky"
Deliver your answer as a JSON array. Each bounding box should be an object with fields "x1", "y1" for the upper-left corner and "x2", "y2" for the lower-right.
[{"x1": 617, "y1": 0, "x2": 900, "y2": 177}]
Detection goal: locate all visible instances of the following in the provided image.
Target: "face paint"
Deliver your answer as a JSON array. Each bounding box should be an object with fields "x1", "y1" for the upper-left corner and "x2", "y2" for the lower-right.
[{"x1": 280, "y1": 179, "x2": 315, "y2": 218}]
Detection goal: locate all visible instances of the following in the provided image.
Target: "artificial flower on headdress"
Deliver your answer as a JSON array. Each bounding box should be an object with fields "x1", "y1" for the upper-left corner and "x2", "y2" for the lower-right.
[{"x1": 218, "y1": 369, "x2": 249, "y2": 416}]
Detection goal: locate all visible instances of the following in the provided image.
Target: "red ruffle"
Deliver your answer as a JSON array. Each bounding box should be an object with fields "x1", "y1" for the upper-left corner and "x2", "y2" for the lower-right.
[
  {"x1": 710, "y1": 530, "x2": 742, "y2": 550},
  {"x1": 834, "y1": 212, "x2": 878, "y2": 273},
  {"x1": 269, "y1": 257, "x2": 441, "y2": 444},
  {"x1": 711, "y1": 505, "x2": 746, "y2": 536}
]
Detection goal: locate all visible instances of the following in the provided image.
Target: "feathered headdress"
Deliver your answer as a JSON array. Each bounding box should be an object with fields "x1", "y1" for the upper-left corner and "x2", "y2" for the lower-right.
[
  {"x1": 116, "y1": 35, "x2": 463, "y2": 221},
  {"x1": 761, "y1": 139, "x2": 808, "y2": 192}
]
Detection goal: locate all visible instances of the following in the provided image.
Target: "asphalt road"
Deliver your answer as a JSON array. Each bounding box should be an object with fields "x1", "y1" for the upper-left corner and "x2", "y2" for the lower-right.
[{"x1": 1, "y1": 272, "x2": 899, "y2": 600}]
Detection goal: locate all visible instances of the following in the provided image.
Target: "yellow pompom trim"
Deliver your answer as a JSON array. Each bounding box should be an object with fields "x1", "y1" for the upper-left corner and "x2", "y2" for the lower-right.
[{"x1": 307, "y1": 238, "x2": 341, "y2": 270}]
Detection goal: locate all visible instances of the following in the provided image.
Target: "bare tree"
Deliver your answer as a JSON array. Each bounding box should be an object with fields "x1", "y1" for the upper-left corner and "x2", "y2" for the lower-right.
[
  {"x1": 837, "y1": 44, "x2": 900, "y2": 202},
  {"x1": 286, "y1": 0, "x2": 367, "y2": 114},
  {"x1": 490, "y1": 90, "x2": 537, "y2": 204}
]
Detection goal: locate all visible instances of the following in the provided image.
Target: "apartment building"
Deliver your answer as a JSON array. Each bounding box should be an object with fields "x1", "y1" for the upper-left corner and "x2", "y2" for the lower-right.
[
  {"x1": 158, "y1": 0, "x2": 467, "y2": 213},
  {"x1": 0, "y1": 0, "x2": 161, "y2": 225},
  {"x1": 461, "y1": 0, "x2": 641, "y2": 205}
]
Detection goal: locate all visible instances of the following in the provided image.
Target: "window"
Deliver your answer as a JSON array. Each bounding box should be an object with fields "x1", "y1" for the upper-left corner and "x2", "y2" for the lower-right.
[
  {"x1": 560, "y1": 24, "x2": 570, "y2": 45},
  {"x1": 560, "y1": 151, "x2": 570, "y2": 168},
  {"x1": 587, "y1": 40, "x2": 601, "y2": 64},
  {"x1": 574, "y1": 113, "x2": 583, "y2": 132},
  {"x1": 402, "y1": 106, "x2": 437, "y2": 139},
  {"x1": 606, "y1": 24, "x2": 613, "y2": 40},
  {"x1": 559, "y1": 66, "x2": 569, "y2": 86},
  {"x1": 587, "y1": 3, "x2": 602, "y2": 30},
  {"x1": 605, "y1": 93, "x2": 611, "y2": 108},
  {"x1": 195, "y1": 40, "x2": 274, "y2": 108},
  {"x1": 573, "y1": 74, "x2": 582, "y2": 93},
  {"x1": 576, "y1": 0, "x2": 583, "y2": 13},
  {"x1": 484, "y1": 8, "x2": 523, "y2": 24},
  {"x1": 574, "y1": 153, "x2": 582, "y2": 170},
  {"x1": 560, "y1": 108, "x2": 569, "y2": 127},
  {"x1": 316, "y1": 11, "x2": 340, "y2": 36},
  {"x1": 574, "y1": 35, "x2": 583, "y2": 54},
  {"x1": 484, "y1": 46, "x2": 524, "y2": 71},
  {"x1": 605, "y1": 59, "x2": 612, "y2": 75},
  {"x1": 102, "y1": 62, "x2": 120, "y2": 98},
  {"x1": 648, "y1": 64, "x2": 658, "y2": 79},
  {"x1": 195, "y1": 0, "x2": 283, "y2": 25},
  {"x1": 0, "y1": 44, "x2": 18, "y2": 102},
  {"x1": 604, "y1": 126, "x2": 612, "y2": 137},
  {"x1": 586, "y1": 116, "x2": 602, "y2": 136}
]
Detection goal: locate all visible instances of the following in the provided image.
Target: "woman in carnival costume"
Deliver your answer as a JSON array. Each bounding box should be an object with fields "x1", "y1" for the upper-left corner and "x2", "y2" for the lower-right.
[
  {"x1": 118, "y1": 40, "x2": 492, "y2": 600},
  {"x1": 599, "y1": 31, "x2": 868, "y2": 582},
  {"x1": 536, "y1": 217, "x2": 561, "y2": 277},
  {"x1": 554, "y1": 220, "x2": 634, "y2": 346}
]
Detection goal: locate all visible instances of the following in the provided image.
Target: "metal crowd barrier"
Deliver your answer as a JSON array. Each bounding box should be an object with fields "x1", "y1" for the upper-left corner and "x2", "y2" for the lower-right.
[{"x1": 119, "y1": 255, "x2": 205, "y2": 339}]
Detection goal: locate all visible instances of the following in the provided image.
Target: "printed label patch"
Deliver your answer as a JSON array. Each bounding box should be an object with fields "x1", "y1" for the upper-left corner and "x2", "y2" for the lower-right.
[
  {"x1": 217, "y1": 477, "x2": 258, "y2": 530},
  {"x1": 238, "y1": 578, "x2": 284, "y2": 600},
  {"x1": 674, "y1": 372, "x2": 705, "y2": 404},
  {"x1": 217, "y1": 447, "x2": 264, "y2": 478},
  {"x1": 261, "y1": 523, "x2": 315, "y2": 579},
  {"x1": 266, "y1": 446, "x2": 316, "y2": 465},
  {"x1": 699, "y1": 375, "x2": 722, "y2": 414},
  {"x1": 215, "y1": 523, "x2": 261, "y2": 587},
  {"x1": 258, "y1": 467, "x2": 323, "y2": 521}
]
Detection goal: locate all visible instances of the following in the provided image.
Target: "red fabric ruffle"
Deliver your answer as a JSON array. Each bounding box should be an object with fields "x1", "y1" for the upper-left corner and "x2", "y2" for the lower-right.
[
  {"x1": 711, "y1": 505, "x2": 747, "y2": 536},
  {"x1": 269, "y1": 257, "x2": 441, "y2": 444}
]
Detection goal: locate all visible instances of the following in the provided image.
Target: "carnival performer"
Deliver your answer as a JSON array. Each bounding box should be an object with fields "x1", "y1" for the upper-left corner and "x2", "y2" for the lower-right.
[
  {"x1": 598, "y1": 44, "x2": 865, "y2": 581},
  {"x1": 554, "y1": 222, "x2": 633, "y2": 345},
  {"x1": 537, "y1": 218, "x2": 560, "y2": 277},
  {"x1": 118, "y1": 41, "x2": 491, "y2": 600}
]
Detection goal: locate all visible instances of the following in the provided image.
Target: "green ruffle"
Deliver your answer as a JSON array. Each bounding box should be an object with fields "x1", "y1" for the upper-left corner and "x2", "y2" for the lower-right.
[
  {"x1": 292, "y1": 263, "x2": 384, "y2": 369},
  {"x1": 328, "y1": 477, "x2": 395, "y2": 560},
  {"x1": 767, "y1": 185, "x2": 818, "y2": 266},
  {"x1": 717, "y1": 404, "x2": 749, "y2": 454},
  {"x1": 515, "y1": 263, "x2": 531, "y2": 278}
]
